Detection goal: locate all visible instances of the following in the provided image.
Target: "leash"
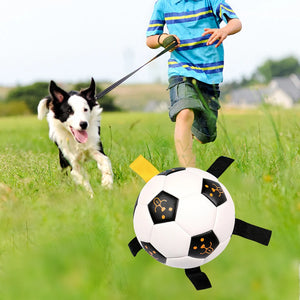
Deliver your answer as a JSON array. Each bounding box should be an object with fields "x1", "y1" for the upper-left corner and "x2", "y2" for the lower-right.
[{"x1": 95, "y1": 40, "x2": 178, "y2": 99}]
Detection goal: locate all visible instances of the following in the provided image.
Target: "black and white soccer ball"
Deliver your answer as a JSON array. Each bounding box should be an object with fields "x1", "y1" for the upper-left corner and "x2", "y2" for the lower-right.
[
  {"x1": 133, "y1": 167, "x2": 235, "y2": 269},
  {"x1": 129, "y1": 156, "x2": 272, "y2": 290}
]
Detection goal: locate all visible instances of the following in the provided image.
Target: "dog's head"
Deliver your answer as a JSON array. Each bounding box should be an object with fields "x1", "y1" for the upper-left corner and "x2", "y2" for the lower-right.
[{"x1": 49, "y1": 78, "x2": 101, "y2": 144}]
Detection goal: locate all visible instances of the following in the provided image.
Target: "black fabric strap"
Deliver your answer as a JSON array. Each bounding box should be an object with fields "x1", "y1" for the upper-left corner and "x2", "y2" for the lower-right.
[
  {"x1": 233, "y1": 218, "x2": 272, "y2": 246},
  {"x1": 128, "y1": 237, "x2": 142, "y2": 257},
  {"x1": 96, "y1": 40, "x2": 178, "y2": 99},
  {"x1": 185, "y1": 267, "x2": 212, "y2": 290},
  {"x1": 206, "y1": 156, "x2": 234, "y2": 178}
]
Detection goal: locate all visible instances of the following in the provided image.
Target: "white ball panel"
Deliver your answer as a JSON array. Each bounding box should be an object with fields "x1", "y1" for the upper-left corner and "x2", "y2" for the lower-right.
[
  {"x1": 137, "y1": 175, "x2": 166, "y2": 206},
  {"x1": 213, "y1": 184, "x2": 235, "y2": 241},
  {"x1": 219, "y1": 181, "x2": 234, "y2": 205},
  {"x1": 203, "y1": 237, "x2": 231, "y2": 265},
  {"x1": 133, "y1": 204, "x2": 153, "y2": 241},
  {"x1": 176, "y1": 194, "x2": 217, "y2": 236},
  {"x1": 213, "y1": 202, "x2": 235, "y2": 242},
  {"x1": 163, "y1": 170, "x2": 202, "y2": 198},
  {"x1": 186, "y1": 167, "x2": 218, "y2": 182},
  {"x1": 166, "y1": 256, "x2": 206, "y2": 269},
  {"x1": 150, "y1": 222, "x2": 190, "y2": 258}
]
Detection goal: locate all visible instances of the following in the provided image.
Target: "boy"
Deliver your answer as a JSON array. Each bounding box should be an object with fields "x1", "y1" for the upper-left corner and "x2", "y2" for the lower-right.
[{"x1": 146, "y1": 0, "x2": 242, "y2": 167}]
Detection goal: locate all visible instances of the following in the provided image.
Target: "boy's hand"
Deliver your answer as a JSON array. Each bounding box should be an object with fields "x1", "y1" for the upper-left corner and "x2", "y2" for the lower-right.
[
  {"x1": 202, "y1": 28, "x2": 228, "y2": 48},
  {"x1": 159, "y1": 34, "x2": 180, "y2": 51},
  {"x1": 202, "y1": 19, "x2": 242, "y2": 48}
]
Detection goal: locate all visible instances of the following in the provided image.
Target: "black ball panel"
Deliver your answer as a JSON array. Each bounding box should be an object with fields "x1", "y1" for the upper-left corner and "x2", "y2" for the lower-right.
[
  {"x1": 201, "y1": 178, "x2": 227, "y2": 207},
  {"x1": 148, "y1": 191, "x2": 178, "y2": 224},
  {"x1": 188, "y1": 230, "x2": 219, "y2": 258},
  {"x1": 133, "y1": 194, "x2": 139, "y2": 216},
  {"x1": 158, "y1": 167, "x2": 186, "y2": 176},
  {"x1": 141, "y1": 241, "x2": 167, "y2": 264}
]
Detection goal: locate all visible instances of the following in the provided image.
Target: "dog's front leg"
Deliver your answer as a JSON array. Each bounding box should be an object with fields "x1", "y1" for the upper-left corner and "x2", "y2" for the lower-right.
[
  {"x1": 91, "y1": 151, "x2": 113, "y2": 189},
  {"x1": 70, "y1": 163, "x2": 94, "y2": 197}
]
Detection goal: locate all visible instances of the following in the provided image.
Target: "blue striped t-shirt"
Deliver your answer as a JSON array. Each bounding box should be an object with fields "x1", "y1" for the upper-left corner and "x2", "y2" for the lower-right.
[{"x1": 147, "y1": 0, "x2": 238, "y2": 84}]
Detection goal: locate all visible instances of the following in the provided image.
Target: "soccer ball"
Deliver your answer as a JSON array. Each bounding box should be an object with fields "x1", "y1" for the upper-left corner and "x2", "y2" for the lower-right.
[
  {"x1": 129, "y1": 156, "x2": 272, "y2": 290},
  {"x1": 133, "y1": 167, "x2": 235, "y2": 269}
]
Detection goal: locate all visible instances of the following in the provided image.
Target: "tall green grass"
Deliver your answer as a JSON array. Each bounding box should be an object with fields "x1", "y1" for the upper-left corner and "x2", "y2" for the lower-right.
[{"x1": 0, "y1": 108, "x2": 299, "y2": 299}]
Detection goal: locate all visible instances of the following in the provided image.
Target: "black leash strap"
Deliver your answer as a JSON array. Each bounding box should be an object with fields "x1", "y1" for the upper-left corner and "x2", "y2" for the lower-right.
[
  {"x1": 185, "y1": 267, "x2": 212, "y2": 290},
  {"x1": 206, "y1": 156, "x2": 234, "y2": 178},
  {"x1": 128, "y1": 237, "x2": 142, "y2": 257},
  {"x1": 233, "y1": 218, "x2": 272, "y2": 246},
  {"x1": 96, "y1": 41, "x2": 178, "y2": 99},
  {"x1": 129, "y1": 236, "x2": 213, "y2": 290}
]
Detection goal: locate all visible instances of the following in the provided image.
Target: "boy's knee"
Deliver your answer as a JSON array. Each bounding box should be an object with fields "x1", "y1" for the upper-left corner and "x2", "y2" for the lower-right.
[{"x1": 176, "y1": 109, "x2": 194, "y2": 124}]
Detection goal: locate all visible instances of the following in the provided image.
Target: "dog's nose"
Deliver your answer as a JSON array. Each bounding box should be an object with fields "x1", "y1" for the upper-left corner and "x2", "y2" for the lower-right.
[{"x1": 80, "y1": 121, "x2": 88, "y2": 130}]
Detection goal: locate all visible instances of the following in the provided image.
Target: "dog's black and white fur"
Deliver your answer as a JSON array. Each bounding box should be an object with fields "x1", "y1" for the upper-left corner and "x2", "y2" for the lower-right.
[{"x1": 38, "y1": 78, "x2": 113, "y2": 196}]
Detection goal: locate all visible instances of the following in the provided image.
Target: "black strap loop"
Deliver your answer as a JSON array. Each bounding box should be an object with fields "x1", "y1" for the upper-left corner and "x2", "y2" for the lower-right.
[
  {"x1": 128, "y1": 237, "x2": 143, "y2": 257},
  {"x1": 233, "y1": 218, "x2": 272, "y2": 246},
  {"x1": 185, "y1": 267, "x2": 212, "y2": 290},
  {"x1": 206, "y1": 156, "x2": 234, "y2": 178}
]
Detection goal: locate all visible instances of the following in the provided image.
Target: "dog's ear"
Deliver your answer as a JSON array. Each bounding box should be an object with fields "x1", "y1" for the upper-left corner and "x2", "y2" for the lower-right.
[
  {"x1": 80, "y1": 78, "x2": 96, "y2": 101},
  {"x1": 49, "y1": 81, "x2": 69, "y2": 103}
]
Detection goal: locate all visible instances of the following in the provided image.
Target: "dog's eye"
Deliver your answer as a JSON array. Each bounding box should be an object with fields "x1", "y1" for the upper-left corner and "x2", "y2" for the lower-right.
[
  {"x1": 68, "y1": 107, "x2": 73, "y2": 113},
  {"x1": 84, "y1": 108, "x2": 89, "y2": 112}
]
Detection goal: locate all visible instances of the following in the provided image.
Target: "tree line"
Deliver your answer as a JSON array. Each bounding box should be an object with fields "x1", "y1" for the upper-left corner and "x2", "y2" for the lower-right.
[
  {"x1": 221, "y1": 55, "x2": 300, "y2": 95},
  {"x1": 0, "y1": 55, "x2": 299, "y2": 116},
  {"x1": 0, "y1": 81, "x2": 120, "y2": 116}
]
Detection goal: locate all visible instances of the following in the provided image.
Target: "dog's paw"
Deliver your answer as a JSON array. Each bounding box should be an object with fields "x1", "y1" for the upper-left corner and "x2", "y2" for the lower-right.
[
  {"x1": 102, "y1": 174, "x2": 113, "y2": 189},
  {"x1": 85, "y1": 185, "x2": 94, "y2": 197}
]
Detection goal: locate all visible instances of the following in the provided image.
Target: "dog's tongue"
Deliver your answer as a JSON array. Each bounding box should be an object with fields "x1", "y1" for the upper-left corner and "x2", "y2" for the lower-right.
[{"x1": 71, "y1": 128, "x2": 88, "y2": 143}]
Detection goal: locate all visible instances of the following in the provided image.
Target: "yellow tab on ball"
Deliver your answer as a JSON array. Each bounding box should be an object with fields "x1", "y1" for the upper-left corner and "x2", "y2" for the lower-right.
[{"x1": 130, "y1": 155, "x2": 160, "y2": 182}]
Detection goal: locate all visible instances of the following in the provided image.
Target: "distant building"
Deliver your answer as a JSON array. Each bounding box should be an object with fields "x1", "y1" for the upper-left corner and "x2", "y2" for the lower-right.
[
  {"x1": 264, "y1": 74, "x2": 300, "y2": 108},
  {"x1": 144, "y1": 100, "x2": 169, "y2": 112},
  {"x1": 228, "y1": 74, "x2": 300, "y2": 108},
  {"x1": 229, "y1": 87, "x2": 265, "y2": 107}
]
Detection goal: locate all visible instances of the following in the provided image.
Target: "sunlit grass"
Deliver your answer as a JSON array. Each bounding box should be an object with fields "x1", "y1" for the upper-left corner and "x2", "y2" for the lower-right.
[{"x1": 0, "y1": 108, "x2": 299, "y2": 299}]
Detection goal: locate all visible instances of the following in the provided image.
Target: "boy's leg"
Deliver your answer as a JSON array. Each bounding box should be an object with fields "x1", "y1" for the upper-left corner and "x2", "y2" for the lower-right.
[{"x1": 174, "y1": 108, "x2": 196, "y2": 167}]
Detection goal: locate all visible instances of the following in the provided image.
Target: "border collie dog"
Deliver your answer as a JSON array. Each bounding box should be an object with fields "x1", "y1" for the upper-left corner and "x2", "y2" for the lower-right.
[{"x1": 38, "y1": 78, "x2": 113, "y2": 196}]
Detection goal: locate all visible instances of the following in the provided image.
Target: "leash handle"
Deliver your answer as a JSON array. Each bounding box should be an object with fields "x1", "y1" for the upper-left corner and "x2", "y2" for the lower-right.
[{"x1": 96, "y1": 40, "x2": 178, "y2": 99}]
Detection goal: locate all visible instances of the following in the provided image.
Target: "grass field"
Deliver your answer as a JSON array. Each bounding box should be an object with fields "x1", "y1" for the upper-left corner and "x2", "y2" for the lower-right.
[{"x1": 0, "y1": 108, "x2": 299, "y2": 299}]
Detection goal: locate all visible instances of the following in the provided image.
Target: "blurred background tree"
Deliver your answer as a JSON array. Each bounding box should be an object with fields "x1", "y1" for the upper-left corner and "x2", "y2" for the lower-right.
[
  {"x1": 6, "y1": 82, "x2": 49, "y2": 114},
  {"x1": 4, "y1": 81, "x2": 120, "y2": 115},
  {"x1": 221, "y1": 55, "x2": 300, "y2": 96},
  {"x1": 254, "y1": 55, "x2": 300, "y2": 83},
  {"x1": 72, "y1": 81, "x2": 120, "y2": 112}
]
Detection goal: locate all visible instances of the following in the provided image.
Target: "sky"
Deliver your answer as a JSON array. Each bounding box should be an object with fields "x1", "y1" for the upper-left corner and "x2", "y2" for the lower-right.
[{"x1": 1, "y1": 0, "x2": 299, "y2": 86}]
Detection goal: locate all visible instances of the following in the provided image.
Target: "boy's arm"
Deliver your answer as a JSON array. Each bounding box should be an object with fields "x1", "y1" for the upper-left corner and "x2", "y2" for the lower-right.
[
  {"x1": 146, "y1": 35, "x2": 162, "y2": 49},
  {"x1": 202, "y1": 18, "x2": 242, "y2": 48}
]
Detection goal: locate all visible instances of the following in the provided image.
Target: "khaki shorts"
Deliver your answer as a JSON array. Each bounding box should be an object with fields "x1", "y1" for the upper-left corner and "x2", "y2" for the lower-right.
[{"x1": 168, "y1": 76, "x2": 220, "y2": 144}]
